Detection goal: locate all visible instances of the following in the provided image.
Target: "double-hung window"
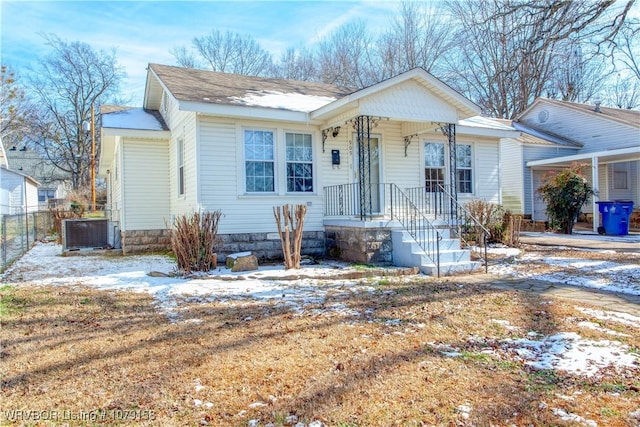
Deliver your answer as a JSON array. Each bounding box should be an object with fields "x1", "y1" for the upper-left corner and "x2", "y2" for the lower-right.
[
  {"x1": 245, "y1": 130, "x2": 275, "y2": 192},
  {"x1": 424, "y1": 142, "x2": 445, "y2": 192},
  {"x1": 286, "y1": 132, "x2": 313, "y2": 192},
  {"x1": 456, "y1": 144, "x2": 473, "y2": 194}
]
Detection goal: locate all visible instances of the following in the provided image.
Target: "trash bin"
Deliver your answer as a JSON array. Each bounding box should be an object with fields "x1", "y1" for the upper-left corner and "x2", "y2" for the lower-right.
[{"x1": 596, "y1": 200, "x2": 634, "y2": 235}]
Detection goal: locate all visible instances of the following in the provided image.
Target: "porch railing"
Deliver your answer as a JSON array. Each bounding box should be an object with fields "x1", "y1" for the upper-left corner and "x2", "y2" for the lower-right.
[
  {"x1": 324, "y1": 183, "x2": 443, "y2": 276},
  {"x1": 436, "y1": 184, "x2": 491, "y2": 273},
  {"x1": 406, "y1": 185, "x2": 489, "y2": 272}
]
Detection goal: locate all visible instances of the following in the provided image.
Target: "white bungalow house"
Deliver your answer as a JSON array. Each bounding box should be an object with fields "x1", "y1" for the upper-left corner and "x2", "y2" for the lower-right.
[
  {"x1": 1, "y1": 138, "x2": 40, "y2": 215},
  {"x1": 100, "y1": 64, "x2": 517, "y2": 275},
  {"x1": 500, "y1": 97, "x2": 640, "y2": 232}
]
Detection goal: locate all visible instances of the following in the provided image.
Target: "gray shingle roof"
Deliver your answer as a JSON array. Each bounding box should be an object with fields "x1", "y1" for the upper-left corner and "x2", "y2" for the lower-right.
[{"x1": 148, "y1": 63, "x2": 353, "y2": 109}]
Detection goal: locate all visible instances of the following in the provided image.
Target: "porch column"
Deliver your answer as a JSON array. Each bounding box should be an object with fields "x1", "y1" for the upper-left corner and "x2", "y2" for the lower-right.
[
  {"x1": 591, "y1": 156, "x2": 599, "y2": 233},
  {"x1": 355, "y1": 115, "x2": 373, "y2": 220}
]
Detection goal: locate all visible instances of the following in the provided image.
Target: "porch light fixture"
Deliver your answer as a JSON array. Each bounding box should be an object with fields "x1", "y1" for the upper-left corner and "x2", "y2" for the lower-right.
[{"x1": 321, "y1": 126, "x2": 342, "y2": 153}]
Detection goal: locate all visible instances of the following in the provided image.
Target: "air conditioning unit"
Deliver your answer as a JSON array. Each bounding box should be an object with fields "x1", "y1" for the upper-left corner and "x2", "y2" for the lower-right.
[{"x1": 62, "y1": 219, "x2": 109, "y2": 250}]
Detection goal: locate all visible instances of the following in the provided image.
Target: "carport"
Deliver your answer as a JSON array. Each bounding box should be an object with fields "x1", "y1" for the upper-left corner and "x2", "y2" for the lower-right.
[{"x1": 527, "y1": 145, "x2": 640, "y2": 233}]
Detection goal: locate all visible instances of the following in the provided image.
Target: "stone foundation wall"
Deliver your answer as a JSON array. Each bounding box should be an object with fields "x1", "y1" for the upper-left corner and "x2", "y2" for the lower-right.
[
  {"x1": 120, "y1": 229, "x2": 325, "y2": 261},
  {"x1": 324, "y1": 225, "x2": 393, "y2": 265},
  {"x1": 217, "y1": 231, "x2": 325, "y2": 262},
  {"x1": 121, "y1": 229, "x2": 172, "y2": 254}
]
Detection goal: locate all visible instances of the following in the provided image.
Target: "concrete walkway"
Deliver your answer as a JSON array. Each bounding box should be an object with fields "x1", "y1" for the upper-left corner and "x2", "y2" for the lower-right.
[
  {"x1": 488, "y1": 231, "x2": 640, "y2": 315},
  {"x1": 519, "y1": 230, "x2": 640, "y2": 252},
  {"x1": 488, "y1": 277, "x2": 640, "y2": 317}
]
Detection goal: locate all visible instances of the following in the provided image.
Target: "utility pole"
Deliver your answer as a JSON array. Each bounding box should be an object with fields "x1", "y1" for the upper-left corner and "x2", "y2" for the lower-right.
[{"x1": 91, "y1": 103, "x2": 96, "y2": 211}]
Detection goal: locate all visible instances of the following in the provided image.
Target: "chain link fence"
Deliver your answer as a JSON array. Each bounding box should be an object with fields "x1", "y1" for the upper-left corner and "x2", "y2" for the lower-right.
[{"x1": 1, "y1": 211, "x2": 55, "y2": 273}]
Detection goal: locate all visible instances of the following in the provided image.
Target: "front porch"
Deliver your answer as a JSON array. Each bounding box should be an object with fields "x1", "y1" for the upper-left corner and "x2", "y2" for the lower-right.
[{"x1": 322, "y1": 182, "x2": 489, "y2": 276}]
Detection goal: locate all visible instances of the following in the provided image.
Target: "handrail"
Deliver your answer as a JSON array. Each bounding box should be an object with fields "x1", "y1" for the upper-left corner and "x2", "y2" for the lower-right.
[
  {"x1": 435, "y1": 184, "x2": 489, "y2": 273},
  {"x1": 324, "y1": 183, "x2": 442, "y2": 276},
  {"x1": 388, "y1": 184, "x2": 442, "y2": 277}
]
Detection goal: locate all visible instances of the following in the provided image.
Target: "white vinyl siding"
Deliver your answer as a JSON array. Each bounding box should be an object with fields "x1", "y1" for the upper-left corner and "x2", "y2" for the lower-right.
[
  {"x1": 121, "y1": 138, "x2": 170, "y2": 230},
  {"x1": 168, "y1": 111, "x2": 197, "y2": 216},
  {"x1": 499, "y1": 138, "x2": 524, "y2": 213},
  {"x1": 198, "y1": 117, "x2": 323, "y2": 234},
  {"x1": 465, "y1": 139, "x2": 500, "y2": 204}
]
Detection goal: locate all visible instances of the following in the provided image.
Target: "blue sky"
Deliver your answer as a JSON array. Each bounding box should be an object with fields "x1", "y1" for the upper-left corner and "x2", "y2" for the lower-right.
[{"x1": 1, "y1": 0, "x2": 399, "y2": 104}]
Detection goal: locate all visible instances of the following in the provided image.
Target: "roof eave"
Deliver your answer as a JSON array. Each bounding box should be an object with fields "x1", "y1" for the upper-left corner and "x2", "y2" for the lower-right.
[
  {"x1": 456, "y1": 125, "x2": 519, "y2": 138},
  {"x1": 526, "y1": 145, "x2": 640, "y2": 168},
  {"x1": 179, "y1": 101, "x2": 319, "y2": 124}
]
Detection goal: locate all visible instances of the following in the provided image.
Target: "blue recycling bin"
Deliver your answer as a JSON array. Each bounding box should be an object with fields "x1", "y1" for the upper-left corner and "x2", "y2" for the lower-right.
[{"x1": 596, "y1": 200, "x2": 634, "y2": 235}]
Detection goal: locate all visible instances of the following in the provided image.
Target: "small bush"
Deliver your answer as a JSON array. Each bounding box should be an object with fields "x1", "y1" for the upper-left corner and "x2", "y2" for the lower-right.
[
  {"x1": 464, "y1": 200, "x2": 507, "y2": 243},
  {"x1": 170, "y1": 210, "x2": 222, "y2": 273},
  {"x1": 537, "y1": 163, "x2": 594, "y2": 234}
]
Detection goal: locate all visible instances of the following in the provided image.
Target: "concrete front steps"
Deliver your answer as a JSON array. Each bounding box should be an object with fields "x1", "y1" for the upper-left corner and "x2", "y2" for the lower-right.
[{"x1": 391, "y1": 227, "x2": 482, "y2": 276}]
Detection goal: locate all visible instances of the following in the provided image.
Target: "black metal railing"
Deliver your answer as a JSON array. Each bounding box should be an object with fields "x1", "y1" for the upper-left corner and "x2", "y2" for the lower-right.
[
  {"x1": 324, "y1": 183, "x2": 443, "y2": 276},
  {"x1": 436, "y1": 185, "x2": 489, "y2": 272}
]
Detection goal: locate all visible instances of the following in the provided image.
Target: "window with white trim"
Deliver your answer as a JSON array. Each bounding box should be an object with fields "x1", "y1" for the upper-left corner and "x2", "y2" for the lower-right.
[
  {"x1": 613, "y1": 163, "x2": 628, "y2": 190},
  {"x1": 424, "y1": 142, "x2": 445, "y2": 192},
  {"x1": 244, "y1": 130, "x2": 274, "y2": 192},
  {"x1": 456, "y1": 144, "x2": 473, "y2": 194},
  {"x1": 177, "y1": 138, "x2": 184, "y2": 195},
  {"x1": 38, "y1": 189, "x2": 56, "y2": 203},
  {"x1": 286, "y1": 132, "x2": 313, "y2": 192}
]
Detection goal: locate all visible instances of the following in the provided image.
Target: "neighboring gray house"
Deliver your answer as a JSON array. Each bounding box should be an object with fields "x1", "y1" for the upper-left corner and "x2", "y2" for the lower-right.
[
  {"x1": 3, "y1": 143, "x2": 71, "y2": 209},
  {"x1": 500, "y1": 97, "x2": 640, "y2": 231},
  {"x1": 1, "y1": 138, "x2": 40, "y2": 215}
]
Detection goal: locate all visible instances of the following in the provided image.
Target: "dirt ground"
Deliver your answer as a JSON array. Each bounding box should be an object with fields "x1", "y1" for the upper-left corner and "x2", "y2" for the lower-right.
[{"x1": 1, "y1": 246, "x2": 639, "y2": 426}]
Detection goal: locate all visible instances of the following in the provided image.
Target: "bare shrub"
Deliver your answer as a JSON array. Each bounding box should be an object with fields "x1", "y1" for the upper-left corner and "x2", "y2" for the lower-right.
[
  {"x1": 273, "y1": 204, "x2": 307, "y2": 269},
  {"x1": 170, "y1": 210, "x2": 222, "y2": 273},
  {"x1": 50, "y1": 208, "x2": 82, "y2": 243},
  {"x1": 464, "y1": 200, "x2": 507, "y2": 244},
  {"x1": 502, "y1": 212, "x2": 522, "y2": 247}
]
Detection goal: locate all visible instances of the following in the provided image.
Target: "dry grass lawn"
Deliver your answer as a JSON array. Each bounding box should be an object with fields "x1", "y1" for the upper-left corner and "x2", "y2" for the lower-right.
[{"x1": 1, "y1": 273, "x2": 639, "y2": 426}]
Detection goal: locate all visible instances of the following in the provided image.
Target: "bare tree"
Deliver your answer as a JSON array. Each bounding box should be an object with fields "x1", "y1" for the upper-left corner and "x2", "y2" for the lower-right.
[
  {"x1": 545, "y1": 40, "x2": 612, "y2": 103},
  {"x1": 444, "y1": 0, "x2": 634, "y2": 118},
  {"x1": 316, "y1": 20, "x2": 378, "y2": 89},
  {"x1": 180, "y1": 30, "x2": 273, "y2": 76},
  {"x1": 0, "y1": 65, "x2": 36, "y2": 147},
  {"x1": 28, "y1": 34, "x2": 124, "y2": 189},
  {"x1": 604, "y1": 73, "x2": 640, "y2": 109},
  {"x1": 169, "y1": 45, "x2": 202, "y2": 69},
  {"x1": 611, "y1": 20, "x2": 640, "y2": 80},
  {"x1": 376, "y1": 1, "x2": 452, "y2": 79},
  {"x1": 275, "y1": 47, "x2": 317, "y2": 81}
]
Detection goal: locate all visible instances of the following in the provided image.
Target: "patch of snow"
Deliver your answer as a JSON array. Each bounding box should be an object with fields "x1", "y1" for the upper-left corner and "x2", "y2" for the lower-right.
[
  {"x1": 102, "y1": 108, "x2": 166, "y2": 131},
  {"x1": 574, "y1": 320, "x2": 630, "y2": 337},
  {"x1": 491, "y1": 319, "x2": 520, "y2": 331},
  {"x1": 502, "y1": 332, "x2": 639, "y2": 377},
  {"x1": 248, "y1": 402, "x2": 267, "y2": 409},
  {"x1": 456, "y1": 404, "x2": 473, "y2": 419},
  {"x1": 1, "y1": 242, "x2": 381, "y2": 321},
  {"x1": 551, "y1": 408, "x2": 597, "y2": 427},
  {"x1": 228, "y1": 90, "x2": 336, "y2": 112},
  {"x1": 574, "y1": 307, "x2": 640, "y2": 328},
  {"x1": 489, "y1": 251, "x2": 640, "y2": 296}
]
